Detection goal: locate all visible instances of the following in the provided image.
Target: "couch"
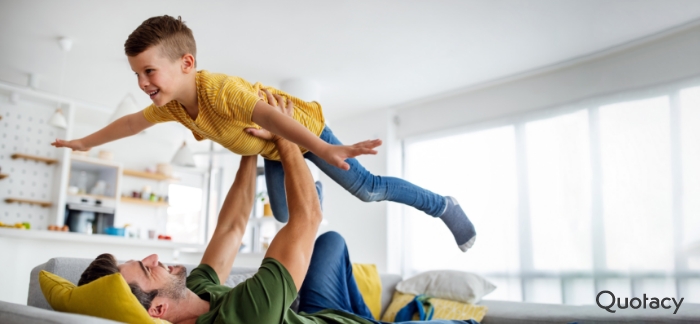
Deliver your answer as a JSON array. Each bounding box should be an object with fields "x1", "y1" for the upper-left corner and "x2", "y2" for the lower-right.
[{"x1": 0, "y1": 257, "x2": 698, "y2": 323}]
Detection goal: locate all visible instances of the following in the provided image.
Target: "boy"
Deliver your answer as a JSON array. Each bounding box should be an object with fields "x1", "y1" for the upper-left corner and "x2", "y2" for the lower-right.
[{"x1": 52, "y1": 15, "x2": 476, "y2": 252}]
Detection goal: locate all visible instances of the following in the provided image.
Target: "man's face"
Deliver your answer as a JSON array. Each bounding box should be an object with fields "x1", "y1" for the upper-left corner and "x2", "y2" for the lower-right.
[
  {"x1": 128, "y1": 45, "x2": 182, "y2": 107},
  {"x1": 118, "y1": 254, "x2": 188, "y2": 299}
]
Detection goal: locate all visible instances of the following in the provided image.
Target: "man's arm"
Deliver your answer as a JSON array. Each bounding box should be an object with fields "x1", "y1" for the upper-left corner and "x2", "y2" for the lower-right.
[
  {"x1": 52, "y1": 111, "x2": 154, "y2": 151},
  {"x1": 251, "y1": 95, "x2": 381, "y2": 171},
  {"x1": 200, "y1": 154, "x2": 257, "y2": 283},
  {"x1": 263, "y1": 136, "x2": 323, "y2": 290}
]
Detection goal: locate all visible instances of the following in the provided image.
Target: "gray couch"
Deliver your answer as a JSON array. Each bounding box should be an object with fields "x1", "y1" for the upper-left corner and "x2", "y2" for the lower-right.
[{"x1": 0, "y1": 257, "x2": 698, "y2": 323}]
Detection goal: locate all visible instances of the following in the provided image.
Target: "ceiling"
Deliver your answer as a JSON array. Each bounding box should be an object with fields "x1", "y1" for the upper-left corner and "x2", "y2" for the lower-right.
[{"x1": 2, "y1": 0, "x2": 700, "y2": 125}]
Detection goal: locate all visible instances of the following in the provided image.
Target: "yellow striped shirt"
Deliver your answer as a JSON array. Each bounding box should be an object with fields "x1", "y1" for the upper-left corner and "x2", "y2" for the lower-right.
[{"x1": 143, "y1": 70, "x2": 325, "y2": 161}]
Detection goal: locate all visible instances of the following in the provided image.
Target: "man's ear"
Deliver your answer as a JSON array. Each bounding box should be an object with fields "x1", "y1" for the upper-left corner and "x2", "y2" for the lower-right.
[
  {"x1": 181, "y1": 53, "x2": 195, "y2": 73},
  {"x1": 148, "y1": 297, "x2": 169, "y2": 318}
]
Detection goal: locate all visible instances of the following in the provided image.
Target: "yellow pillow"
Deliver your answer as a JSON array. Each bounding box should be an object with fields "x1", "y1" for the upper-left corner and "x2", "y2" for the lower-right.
[
  {"x1": 351, "y1": 263, "x2": 382, "y2": 320},
  {"x1": 380, "y1": 291, "x2": 488, "y2": 322},
  {"x1": 39, "y1": 270, "x2": 171, "y2": 324}
]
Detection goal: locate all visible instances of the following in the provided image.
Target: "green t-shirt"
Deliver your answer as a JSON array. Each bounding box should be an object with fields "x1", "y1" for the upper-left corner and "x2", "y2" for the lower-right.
[{"x1": 186, "y1": 258, "x2": 375, "y2": 324}]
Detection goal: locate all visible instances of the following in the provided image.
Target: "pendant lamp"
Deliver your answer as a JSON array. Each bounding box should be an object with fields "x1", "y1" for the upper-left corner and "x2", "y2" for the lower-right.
[{"x1": 171, "y1": 141, "x2": 196, "y2": 167}]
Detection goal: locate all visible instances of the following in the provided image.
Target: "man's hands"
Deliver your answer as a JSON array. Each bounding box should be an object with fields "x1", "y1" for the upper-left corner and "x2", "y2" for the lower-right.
[
  {"x1": 51, "y1": 138, "x2": 90, "y2": 151},
  {"x1": 246, "y1": 90, "x2": 293, "y2": 141},
  {"x1": 247, "y1": 89, "x2": 383, "y2": 171}
]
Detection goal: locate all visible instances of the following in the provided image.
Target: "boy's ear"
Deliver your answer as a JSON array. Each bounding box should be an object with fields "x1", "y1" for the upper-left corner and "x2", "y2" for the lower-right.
[{"x1": 181, "y1": 53, "x2": 195, "y2": 73}]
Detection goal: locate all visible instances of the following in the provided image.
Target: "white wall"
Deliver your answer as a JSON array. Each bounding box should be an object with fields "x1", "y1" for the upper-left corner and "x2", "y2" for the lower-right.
[
  {"x1": 324, "y1": 22, "x2": 700, "y2": 274},
  {"x1": 396, "y1": 23, "x2": 700, "y2": 139},
  {"x1": 318, "y1": 111, "x2": 396, "y2": 273}
]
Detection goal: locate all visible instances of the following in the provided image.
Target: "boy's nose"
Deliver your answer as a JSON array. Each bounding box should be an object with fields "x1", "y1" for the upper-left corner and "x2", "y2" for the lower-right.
[{"x1": 138, "y1": 77, "x2": 149, "y2": 90}]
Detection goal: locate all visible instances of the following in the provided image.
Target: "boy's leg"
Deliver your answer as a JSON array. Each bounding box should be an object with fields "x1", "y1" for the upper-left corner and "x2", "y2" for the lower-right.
[
  {"x1": 298, "y1": 231, "x2": 374, "y2": 320},
  {"x1": 306, "y1": 126, "x2": 476, "y2": 252},
  {"x1": 264, "y1": 158, "x2": 290, "y2": 223},
  {"x1": 264, "y1": 159, "x2": 324, "y2": 223}
]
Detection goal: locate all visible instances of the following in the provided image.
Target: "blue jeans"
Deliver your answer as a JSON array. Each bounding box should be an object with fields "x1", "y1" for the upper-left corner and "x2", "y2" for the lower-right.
[
  {"x1": 300, "y1": 231, "x2": 478, "y2": 324},
  {"x1": 264, "y1": 126, "x2": 446, "y2": 223}
]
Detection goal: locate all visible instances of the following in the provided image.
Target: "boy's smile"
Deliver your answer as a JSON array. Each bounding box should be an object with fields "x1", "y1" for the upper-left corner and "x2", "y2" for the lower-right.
[{"x1": 128, "y1": 45, "x2": 181, "y2": 107}]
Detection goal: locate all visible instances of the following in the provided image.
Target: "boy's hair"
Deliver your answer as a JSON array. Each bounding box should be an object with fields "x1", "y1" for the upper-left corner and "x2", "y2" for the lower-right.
[
  {"x1": 79, "y1": 253, "x2": 159, "y2": 310},
  {"x1": 125, "y1": 15, "x2": 196, "y2": 64}
]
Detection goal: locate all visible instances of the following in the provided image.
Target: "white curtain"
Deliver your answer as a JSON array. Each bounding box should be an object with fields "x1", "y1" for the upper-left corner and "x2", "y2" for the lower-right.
[{"x1": 402, "y1": 84, "x2": 700, "y2": 304}]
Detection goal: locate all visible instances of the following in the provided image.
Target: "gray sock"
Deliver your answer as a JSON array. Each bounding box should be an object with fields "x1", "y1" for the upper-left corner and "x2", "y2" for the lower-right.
[{"x1": 439, "y1": 196, "x2": 476, "y2": 252}]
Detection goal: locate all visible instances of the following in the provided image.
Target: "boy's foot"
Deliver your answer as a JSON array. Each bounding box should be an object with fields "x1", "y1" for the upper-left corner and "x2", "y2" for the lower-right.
[
  {"x1": 315, "y1": 181, "x2": 324, "y2": 211},
  {"x1": 439, "y1": 196, "x2": 476, "y2": 252}
]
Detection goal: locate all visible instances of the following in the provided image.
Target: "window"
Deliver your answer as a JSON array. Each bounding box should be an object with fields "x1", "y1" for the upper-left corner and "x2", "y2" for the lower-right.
[
  {"x1": 402, "y1": 83, "x2": 700, "y2": 304},
  {"x1": 166, "y1": 183, "x2": 204, "y2": 244},
  {"x1": 404, "y1": 126, "x2": 521, "y2": 301}
]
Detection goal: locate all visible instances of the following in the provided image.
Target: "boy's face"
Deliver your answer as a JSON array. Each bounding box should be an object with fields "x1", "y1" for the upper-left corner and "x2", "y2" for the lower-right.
[{"x1": 128, "y1": 45, "x2": 183, "y2": 107}]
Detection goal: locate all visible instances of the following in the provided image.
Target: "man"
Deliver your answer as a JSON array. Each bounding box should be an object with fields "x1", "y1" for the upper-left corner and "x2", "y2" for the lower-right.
[{"x1": 78, "y1": 92, "x2": 474, "y2": 324}]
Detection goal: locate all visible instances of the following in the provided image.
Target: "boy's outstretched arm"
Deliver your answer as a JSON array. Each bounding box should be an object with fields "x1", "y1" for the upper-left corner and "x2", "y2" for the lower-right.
[
  {"x1": 251, "y1": 91, "x2": 382, "y2": 171},
  {"x1": 52, "y1": 111, "x2": 154, "y2": 151}
]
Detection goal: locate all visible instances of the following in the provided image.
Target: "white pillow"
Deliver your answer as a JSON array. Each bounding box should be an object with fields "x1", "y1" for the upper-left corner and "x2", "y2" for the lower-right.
[{"x1": 395, "y1": 270, "x2": 496, "y2": 304}]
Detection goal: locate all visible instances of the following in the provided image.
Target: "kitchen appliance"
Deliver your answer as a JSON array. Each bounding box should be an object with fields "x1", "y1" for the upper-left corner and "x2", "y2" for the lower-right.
[{"x1": 64, "y1": 195, "x2": 115, "y2": 234}]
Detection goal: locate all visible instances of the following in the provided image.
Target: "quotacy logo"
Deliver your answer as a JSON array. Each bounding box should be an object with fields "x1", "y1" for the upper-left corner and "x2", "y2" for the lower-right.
[{"x1": 596, "y1": 290, "x2": 684, "y2": 314}]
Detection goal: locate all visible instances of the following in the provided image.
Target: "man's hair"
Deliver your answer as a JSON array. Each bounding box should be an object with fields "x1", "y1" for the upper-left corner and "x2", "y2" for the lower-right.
[
  {"x1": 125, "y1": 15, "x2": 196, "y2": 63},
  {"x1": 79, "y1": 253, "x2": 158, "y2": 310}
]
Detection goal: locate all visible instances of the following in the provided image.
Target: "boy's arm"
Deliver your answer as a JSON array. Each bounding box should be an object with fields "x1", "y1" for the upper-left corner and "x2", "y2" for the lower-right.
[
  {"x1": 51, "y1": 111, "x2": 154, "y2": 151},
  {"x1": 251, "y1": 94, "x2": 382, "y2": 171},
  {"x1": 200, "y1": 154, "x2": 257, "y2": 283}
]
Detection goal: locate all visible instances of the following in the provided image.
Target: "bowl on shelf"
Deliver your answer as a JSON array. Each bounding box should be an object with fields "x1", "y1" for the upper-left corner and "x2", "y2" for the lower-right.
[{"x1": 104, "y1": 227, "x2": 125, "y2": 236}]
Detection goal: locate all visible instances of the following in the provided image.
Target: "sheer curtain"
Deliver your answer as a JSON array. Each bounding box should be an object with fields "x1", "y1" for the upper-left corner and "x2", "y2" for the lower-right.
[{"x1": 402, "y1": 83, "x2": 700, "y2": 304}]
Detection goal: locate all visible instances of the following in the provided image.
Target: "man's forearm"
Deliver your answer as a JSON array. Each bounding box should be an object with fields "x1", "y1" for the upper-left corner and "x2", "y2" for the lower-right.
[
  {"x1": 275, "y1": 138, "x2": 321, "y2": 218},
  {"x1": 216, "y1": 155, "x2": 257, "y2": 231},
  {"x1": 200, "y1": 154, "x2": 258, "y2": 282}
]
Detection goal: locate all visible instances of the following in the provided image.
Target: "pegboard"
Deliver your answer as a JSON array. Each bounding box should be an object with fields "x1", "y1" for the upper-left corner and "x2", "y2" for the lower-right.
[{"x1": 0, "y1": 97, "x2": 66, "y2": 230}]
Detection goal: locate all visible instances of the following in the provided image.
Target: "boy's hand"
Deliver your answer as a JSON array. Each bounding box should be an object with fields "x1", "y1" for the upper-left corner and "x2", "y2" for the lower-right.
[
  {"x1": 318, "y1": 139, "x2": 382, "y2": 171},
  {"x1": 246, "y1": 90, "x2": 293, "y2": 141},
  {"x1": 51, "y1": 139, "x2": 90, "y2": 151}
]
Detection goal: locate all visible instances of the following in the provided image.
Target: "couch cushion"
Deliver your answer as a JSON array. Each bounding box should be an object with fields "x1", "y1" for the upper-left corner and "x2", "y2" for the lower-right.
[
  {"x1": 39, "y1": 270, "x2": 171, "y2": 324},
  {"x1": 0, "y1": 300, "x2": 119, "y2": 324}
]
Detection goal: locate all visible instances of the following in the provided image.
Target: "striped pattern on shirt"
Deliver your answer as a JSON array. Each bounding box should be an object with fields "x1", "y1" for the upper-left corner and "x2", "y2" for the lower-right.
[{"x1": 143, "y1": 70, "x2": 325, "y2": 161}]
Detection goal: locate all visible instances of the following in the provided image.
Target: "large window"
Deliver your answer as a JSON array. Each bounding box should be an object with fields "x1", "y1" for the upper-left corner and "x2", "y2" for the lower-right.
[{"x1": 403, "y1": 84, "x2": 700, "y2": 304}]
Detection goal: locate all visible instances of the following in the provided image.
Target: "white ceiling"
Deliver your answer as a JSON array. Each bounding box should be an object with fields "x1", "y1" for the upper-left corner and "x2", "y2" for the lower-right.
[{"x1": 2, "y1": 0, "x2": 700, "y2": 124}]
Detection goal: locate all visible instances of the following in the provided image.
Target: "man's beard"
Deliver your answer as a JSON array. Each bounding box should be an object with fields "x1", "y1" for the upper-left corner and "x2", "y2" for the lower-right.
[{"x1": 159, "y1": 265, "x2": 188, "y2": 300}]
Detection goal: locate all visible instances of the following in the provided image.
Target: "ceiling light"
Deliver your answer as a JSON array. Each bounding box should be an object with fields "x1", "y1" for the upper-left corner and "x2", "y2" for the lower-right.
[
  {"x1": 58, "y1": 37, "x2": 73, "y2": 52},
  {"x1": 171, "y1": 141, "x2": 196, "y2": 167},
  {"x1": 110, "y1": 94, "x2": 139, "y2": 123},
  {"x1": 49, "y1": 109, "x2": 67, "y2": 129}
]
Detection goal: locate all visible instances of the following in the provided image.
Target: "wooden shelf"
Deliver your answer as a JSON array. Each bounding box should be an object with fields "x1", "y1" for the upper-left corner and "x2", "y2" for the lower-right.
[
  {"x1": 5, "y1": 198, "x2": 52, "y2": 208},
  {"x1": 121, "y1": 196, "x2": 169, "y2": 207},
  {"x1": 11, "y1": 153, "x2": 58, "y2": 165},
  {"x1": 123, "y1": 169, "x2": 177, "y2": 181},
  {"x1": 66, "y1": 193, "x2": 116, "y2": 201},
  {"x1": 0, "y1": 174, "x2": 7, "y2": 180}
]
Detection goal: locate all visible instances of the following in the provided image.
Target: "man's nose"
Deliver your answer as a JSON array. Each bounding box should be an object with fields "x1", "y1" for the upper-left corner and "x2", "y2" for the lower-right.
[{"x1": 142, "y1": 254, "x2": 159, "y2": 266}]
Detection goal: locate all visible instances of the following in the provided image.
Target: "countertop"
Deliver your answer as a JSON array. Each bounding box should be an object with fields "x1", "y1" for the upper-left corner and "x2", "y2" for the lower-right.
[{"x1": 0, "y1": 227, "x2": 206, "y2": 253}]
